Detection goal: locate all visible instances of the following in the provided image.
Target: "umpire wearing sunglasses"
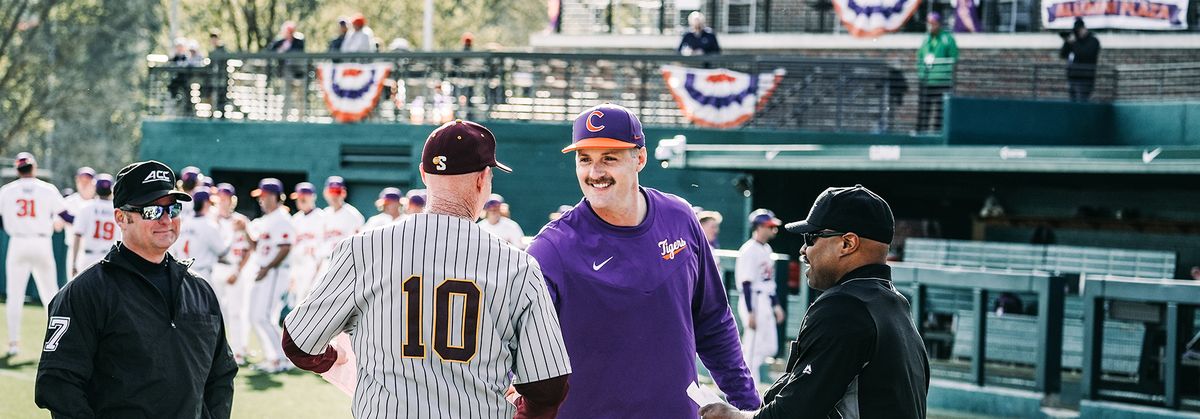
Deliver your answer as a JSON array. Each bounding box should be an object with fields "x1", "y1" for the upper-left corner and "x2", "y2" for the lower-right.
[
  {"x1": 701, "y1": 185, "x2": 929, "y2": 419},
  {"x1": 36, "y1": 161, "x2": 237, "y2": 419}
]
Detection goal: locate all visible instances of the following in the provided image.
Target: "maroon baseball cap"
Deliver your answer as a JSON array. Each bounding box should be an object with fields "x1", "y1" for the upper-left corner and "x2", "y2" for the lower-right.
[{"x1": 421, "y1": 119, "x2": 511, "y2": 175}]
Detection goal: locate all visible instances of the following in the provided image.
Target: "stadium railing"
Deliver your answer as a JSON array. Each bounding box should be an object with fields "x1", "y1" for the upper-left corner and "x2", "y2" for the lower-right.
[
  {"x1": 1081, "y1": 274, "x2": 1200, "y2": 411},
  {"x1": 147, "y1": 52, "x2": 1198, "y2": 135},
  {"x1": 892, "y1": 263, "x2": 1067, "y2": 393}
]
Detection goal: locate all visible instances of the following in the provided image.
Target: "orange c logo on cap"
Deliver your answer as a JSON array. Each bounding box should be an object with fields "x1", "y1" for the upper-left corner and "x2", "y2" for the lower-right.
[{"x1": 585, "y1": 111, "x2": 605, "y2": 132}]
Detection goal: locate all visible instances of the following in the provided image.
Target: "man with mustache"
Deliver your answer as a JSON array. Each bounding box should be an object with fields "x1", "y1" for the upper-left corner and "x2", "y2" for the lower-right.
[{"x1": 524, "y1": 103, "x2": 759, "y2": 418}]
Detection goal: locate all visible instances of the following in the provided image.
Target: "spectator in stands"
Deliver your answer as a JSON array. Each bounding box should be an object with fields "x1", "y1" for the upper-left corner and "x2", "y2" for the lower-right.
[
  {"x1": 328, "y1": 18, "x2": 348, "y2": 52},
  {"x1": 1191, "y1": 266, "x2": 1200, "y2": 280},
  {"x1": 268, "y1": 21, "x2": 305, "y2": 115},
  {"x1": 462, "y1": 32, "x2": 474, "y2": 51},
  {"x1": 340, "y1": 14, "x2": 376, "y2": 52},
  {"x1": 267, "y1": 21, "x2": 305, "y2": 53},
  {"x1": 678, "y1": 11, "x2": 720, "y2": 56},
  {"x1": 1060, "y1": 18, "x2": 1101, "y2": 102},
  {"x1": 916, "y1": 12, "x2": 957, "y2": 134},
  {"x1": 388, "y1": 38, "x2": 412, "y2": 52},
  {"x1": 167, "y1": 38, "x2": 193, "y2": 110},
  {"x1": 208, "y1": 32, "x2": 229, "y2": 113}
]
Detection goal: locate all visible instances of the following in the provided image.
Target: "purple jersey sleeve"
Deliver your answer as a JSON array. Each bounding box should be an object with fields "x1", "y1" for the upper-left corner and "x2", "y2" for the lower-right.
[{"x1": 691, "y1": 218, "x2": 761, "y2": 409}]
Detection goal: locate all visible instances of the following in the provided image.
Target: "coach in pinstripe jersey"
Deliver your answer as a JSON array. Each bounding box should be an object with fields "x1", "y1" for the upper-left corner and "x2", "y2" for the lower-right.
[{"x1": 282, "y1": 119, "x2": 572, "y2": 419}]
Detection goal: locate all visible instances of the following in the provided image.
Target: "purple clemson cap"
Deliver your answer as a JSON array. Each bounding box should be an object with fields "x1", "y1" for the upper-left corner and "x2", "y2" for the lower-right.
[
  {"x1": 95, "y1": 173, "x2": 114, "y2": 189},
  {"x1": 749, "y1": 208, "x2": 782, "y2": 227},
  {"x1": 378, "y1": 187, "x2": 402, "y2": 201},
  {"x1": 181, "y1": 166, "x2": 201, "y2": 181},
  {"x1": 406, "y1": 189, "x2": 427, "y2": 206},
  {"x1": 325, "y1": 176, "x2": 346, "y2": 192},
  {"x1": 421, "y1": 119, "x2": 511, "y2": 175},
  {"x1": 290, "y1": 182, "x2": 316, "y2": 199},
  {"x1": 563, "y1": 103, "x2": 644, "y2": 153},
  {"x1": 484, "y1": 193, "x2": 504, "y2": 209},
  {"x1": 76, "y1": 167, "x2": 96, "y2": 178},
  {"x1": 14, "y1": 152, "x2": 35, "y2": 168},
  {"x1": 193, "y1": 190, "x2": 212, "y2": 203},
  {"x1": 216, "y1": 183, "x2": 236, "y2": 196},
  {"x1": 251, "y1": 178, "x2": 284, "y2": 198}
]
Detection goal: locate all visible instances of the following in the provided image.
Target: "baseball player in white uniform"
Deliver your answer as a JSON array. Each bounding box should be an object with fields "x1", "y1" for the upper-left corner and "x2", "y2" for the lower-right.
[
  {"x1": 736, "y1": 208, "x2": 785, "y2": 385},
  {"x1": 61, "y1": 167, "x2": 96, "y2": 279},
  {"x1": 362, "y1": 187, "x2": 404, "y2": 230},
  {"x1": 288, "y1": 182, "x2": 325, "y2": 307},
  {"x1": 476, "y1": 193, "x2": 525, "y2": 249},
  {"x1": 283, "y1": 119, "x2": 571, "y2": 419},
  {"x1": 70, "y1": 174, "x2": 120, "y2": 277},
  {"x1": 1, "y1": 153, "x2": 70, "y2": 357},
  {"x1": 212, "y1": 182, "x2": 254, "y2": 364},
  {"x1": 238, "y1": 178, "x2": 296, "y2": 373},
  {"x1": 170, "y1": 190, "x2": 229, "y2": 280},
  {"x1": 177, "y1": 166, "x2": 202, "y2": 218},
  {"x1": 317, "y1": 176, "x2": 363, "y2": 277}
]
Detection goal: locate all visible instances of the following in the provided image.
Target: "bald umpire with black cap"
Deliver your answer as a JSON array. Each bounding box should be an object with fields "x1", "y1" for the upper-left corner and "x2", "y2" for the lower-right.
[
  {"x1": 35, "y1": 160, "x2": 238, "y2": 419},
  {"x1": 701, "y1": 185, "x2": 929, "y2": 419}
]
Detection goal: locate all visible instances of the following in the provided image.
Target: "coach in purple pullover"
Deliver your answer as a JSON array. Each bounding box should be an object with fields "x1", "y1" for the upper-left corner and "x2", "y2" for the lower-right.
[{"x1": 526, "y1": 104, "x2": 759, "y2": 418}]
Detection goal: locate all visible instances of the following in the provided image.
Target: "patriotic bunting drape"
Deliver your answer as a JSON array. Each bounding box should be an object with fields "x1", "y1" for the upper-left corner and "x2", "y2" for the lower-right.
[
  {"x1": 832, "y1": 0, "x2": 923, "y2": 37},
  {"x1": 661, "y1": 65, "x2": 785, "y2": 129},
  {"x1": 315, "y1": 63, "x2": 393, "y2": 123}
]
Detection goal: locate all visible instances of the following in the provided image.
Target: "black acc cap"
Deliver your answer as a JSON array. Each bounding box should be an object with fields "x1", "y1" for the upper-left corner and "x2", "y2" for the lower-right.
[
  {"x1": 113, "y1": 161, "x2": 193, "y2": 208},
  {"x1": 784, "y1": 184, "x2": 895, "y2": 244}
]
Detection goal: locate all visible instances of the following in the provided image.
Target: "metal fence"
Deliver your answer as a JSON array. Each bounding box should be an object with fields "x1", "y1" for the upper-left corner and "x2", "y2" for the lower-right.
[{"x1": 146, "y1": 51, "x2": 1200, "y2": 134}]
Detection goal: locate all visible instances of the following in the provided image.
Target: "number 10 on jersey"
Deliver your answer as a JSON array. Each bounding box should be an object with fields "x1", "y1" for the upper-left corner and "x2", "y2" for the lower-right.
[{"x1": 401, "y1": 276, "x2": 482, "y2": 363}]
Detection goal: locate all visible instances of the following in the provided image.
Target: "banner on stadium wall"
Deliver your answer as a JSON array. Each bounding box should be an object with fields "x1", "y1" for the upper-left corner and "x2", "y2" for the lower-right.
[
  {"x1": 315, "y1": 63, "x2": 393, "y2": 123},
  {"x1": 1042, "y1": 0, "x2": 1188, "y2": 30},
  {"x1": 661, "y1": 65, "x2": 786, "y2": 129},
  {"x1": 832, "y1": 0, "x2": 923, "y2": 37}
]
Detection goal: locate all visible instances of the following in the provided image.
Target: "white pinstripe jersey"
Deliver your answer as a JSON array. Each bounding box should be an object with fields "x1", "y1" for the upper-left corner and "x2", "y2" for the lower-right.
[{"x1": 284, "y1": 213, "x2": 571, "y2": 419}]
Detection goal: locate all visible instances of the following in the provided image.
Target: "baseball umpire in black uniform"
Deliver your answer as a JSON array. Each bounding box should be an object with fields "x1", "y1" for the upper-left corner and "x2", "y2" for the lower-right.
[
  {"x1": 35, "y1": 161, "x2": 237, "y2": 418},
  {"x1": 701, "y1": 185, "x2": 929, "y2": 419}
]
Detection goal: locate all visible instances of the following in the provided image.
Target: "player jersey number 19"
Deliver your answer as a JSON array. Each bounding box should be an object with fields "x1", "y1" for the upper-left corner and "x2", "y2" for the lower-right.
[{"x1": 401, "y1": 275, "x2": 482, "y2": 363}]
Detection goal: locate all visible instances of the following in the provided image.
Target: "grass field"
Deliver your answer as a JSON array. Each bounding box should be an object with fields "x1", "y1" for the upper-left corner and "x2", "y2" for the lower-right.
[
  {"x1": 3, "y1": 304, "x2": 1000, "y2": 419},
  {"x1": 1, "y1": 304, "x2": 351, "y2": 419}
]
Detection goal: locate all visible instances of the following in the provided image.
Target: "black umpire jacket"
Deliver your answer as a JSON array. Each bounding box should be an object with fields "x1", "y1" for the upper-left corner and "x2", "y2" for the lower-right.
[
  {"x1": 756, "y1": 264, "x2": 930, "y2": 419},
  {"x1": 35, "y1": 243, "x2": 237, "y2": 419}
]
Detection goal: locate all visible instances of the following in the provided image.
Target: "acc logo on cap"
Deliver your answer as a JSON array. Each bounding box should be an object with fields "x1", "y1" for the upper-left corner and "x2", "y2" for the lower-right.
[
  {"x1": 142, "y1": 170, "x2": 172, "y2": 184},
  {"x1": 585, "y1": 111, "x2": 605, "y2": 133},
  {"x1": 432, "y1": 156, "x2": 448, "y2": 171}
]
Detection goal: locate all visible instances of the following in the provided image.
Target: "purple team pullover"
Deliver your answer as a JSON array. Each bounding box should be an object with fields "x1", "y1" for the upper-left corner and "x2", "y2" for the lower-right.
[{"x1": 527, "y1": 187, "x2": 759, "y2": 418}]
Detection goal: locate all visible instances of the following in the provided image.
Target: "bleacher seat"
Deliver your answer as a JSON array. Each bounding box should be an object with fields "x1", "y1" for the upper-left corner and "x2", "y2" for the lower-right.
[{"x1": 951, "y1": 310, "x2": 1145, "y2": 376}]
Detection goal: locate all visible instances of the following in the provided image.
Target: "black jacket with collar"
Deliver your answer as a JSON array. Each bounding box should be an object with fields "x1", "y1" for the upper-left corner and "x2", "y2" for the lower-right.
[
  {"x1": 756, "y1": 264, "x2": 929, "y2": 419},
  {"x1": 35, "y1": 243, "x2": 237, "y2": 419}
]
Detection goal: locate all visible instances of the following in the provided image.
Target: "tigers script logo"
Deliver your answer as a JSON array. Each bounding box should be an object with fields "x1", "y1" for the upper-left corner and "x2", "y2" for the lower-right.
[{"x1": 659, "y1": 238, "x2": 688, "y2": 261}]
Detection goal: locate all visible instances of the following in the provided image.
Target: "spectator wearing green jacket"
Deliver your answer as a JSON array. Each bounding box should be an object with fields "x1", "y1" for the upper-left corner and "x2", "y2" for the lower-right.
[{"x1": 916, "y1": 12, "x2": 958, "y2": 133}]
